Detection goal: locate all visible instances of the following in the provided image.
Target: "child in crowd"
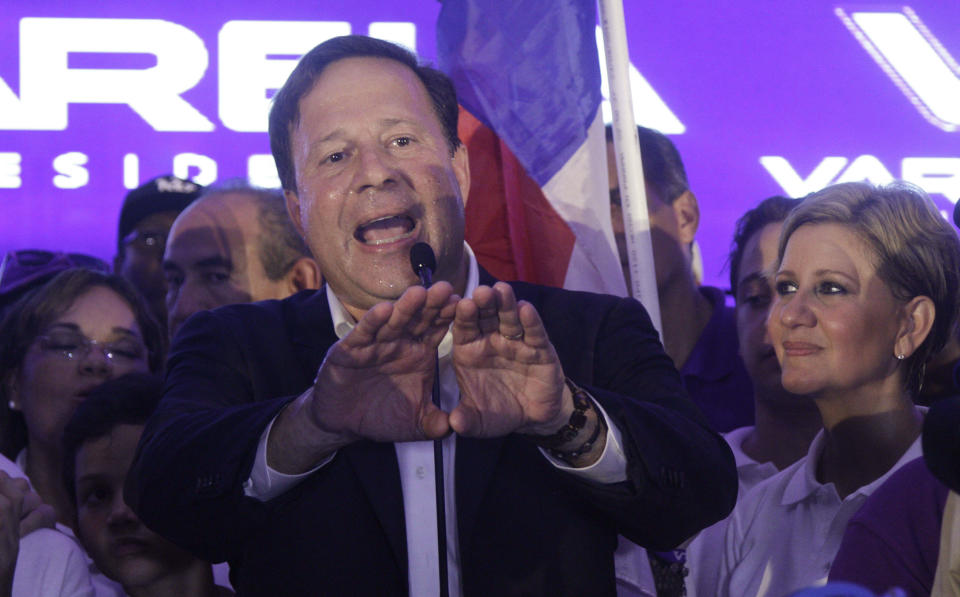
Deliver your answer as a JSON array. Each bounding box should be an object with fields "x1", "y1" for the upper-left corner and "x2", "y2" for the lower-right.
[{"x1": 62, "y1": 373, "x2": 231, "y2": 597}]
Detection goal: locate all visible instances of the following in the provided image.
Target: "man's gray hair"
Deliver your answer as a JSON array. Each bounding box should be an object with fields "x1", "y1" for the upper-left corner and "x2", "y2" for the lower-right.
[{"x1": 200, "y1": 179, "x2": 313, "y2": 280}]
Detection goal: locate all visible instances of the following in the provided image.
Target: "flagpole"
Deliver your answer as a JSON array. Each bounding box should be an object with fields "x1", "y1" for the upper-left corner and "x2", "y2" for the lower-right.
[{"x1": 597, "y1": 0, "x2": 662, "y2": 335}]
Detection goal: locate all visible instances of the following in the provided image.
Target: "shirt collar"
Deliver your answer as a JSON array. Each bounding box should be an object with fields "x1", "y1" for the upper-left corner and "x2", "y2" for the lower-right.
[
  {"x1": 327, "y1": 243, "x2": 480, "y2": 360},
  {"x1": 780, "y1": 406, "x2": 927, "y2": 505},
  {"x1": 724, "y1": 426, "x2": 763, "y2": 470}
]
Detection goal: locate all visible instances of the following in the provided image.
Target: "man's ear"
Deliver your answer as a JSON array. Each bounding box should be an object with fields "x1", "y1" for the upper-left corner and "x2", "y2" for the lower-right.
[
  {"x1": 284, "y1": 190, "x2": 305, "y2": 239},
  {"x1": 452, "y1": 144, "x2": 471, "y2": 204},
  {"x1": 284, "y1": 257, "x2": 323, "y2": 293},
  {"x1": 895, "y1": 295, "x2": 935, "y2": 359},
  {"x1": 672, "y1": 190, "x2": 700, "y2": 246}
]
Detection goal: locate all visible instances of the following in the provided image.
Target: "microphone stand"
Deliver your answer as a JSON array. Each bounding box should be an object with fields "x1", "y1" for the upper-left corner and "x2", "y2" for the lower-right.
[{"x1": 411, "y1": 244, "x2": 449, "y2": 597}]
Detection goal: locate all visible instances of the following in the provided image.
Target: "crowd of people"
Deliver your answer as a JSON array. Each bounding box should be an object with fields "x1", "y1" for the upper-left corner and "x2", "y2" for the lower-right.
[{"x1": 0, "y1": 34, "x2": 957, "y2": 597}]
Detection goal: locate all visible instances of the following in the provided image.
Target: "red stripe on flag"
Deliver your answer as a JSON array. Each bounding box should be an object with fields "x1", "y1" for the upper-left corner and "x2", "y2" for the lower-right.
[{"x1": 459, "y1": 107, "x2": 575, "y2": 287}]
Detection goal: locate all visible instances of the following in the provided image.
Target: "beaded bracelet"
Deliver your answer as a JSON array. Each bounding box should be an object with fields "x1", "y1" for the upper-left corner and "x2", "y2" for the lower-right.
[
  {"x1": 547, "y1": 401, "x2": 603, "y2": 462},
  {"x1": 528, "y1": 378, "x2": 592, "y2": 450},
  {"x1": 525, "y1": 379, "x2": 604, "y2": 462}
]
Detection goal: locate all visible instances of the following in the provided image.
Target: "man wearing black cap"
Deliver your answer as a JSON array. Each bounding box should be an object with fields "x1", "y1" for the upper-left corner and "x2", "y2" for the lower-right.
[{"x1": 114, "y1": 175, "x2": 202, "y2": 330}]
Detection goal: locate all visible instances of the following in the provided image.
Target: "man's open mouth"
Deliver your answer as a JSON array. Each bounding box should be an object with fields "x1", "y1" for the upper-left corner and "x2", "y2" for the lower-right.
[{"x1": 354, "y1": 215, "x2": 416, "y2": 245}]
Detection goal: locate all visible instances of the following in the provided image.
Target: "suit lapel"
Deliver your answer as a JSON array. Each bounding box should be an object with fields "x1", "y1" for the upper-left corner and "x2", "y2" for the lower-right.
[
  {"x1": 457, "y1": 269, "x2": 519, "y2": 545},
  {"x1": 288, "y1": 287, "x2": 337, "y2": 345},
  {"x1": 287, "y1": 290, "x2": 409, "y2": 576},
  {"x1": 455, "y1": 435, "x2": 506, "y2": 547},
  {"x1": 343, "y1": 442, "x2": 408, "y2": 578},
  {"x1": 287, "y1": 288, "x2": 339, "y2": 378}
]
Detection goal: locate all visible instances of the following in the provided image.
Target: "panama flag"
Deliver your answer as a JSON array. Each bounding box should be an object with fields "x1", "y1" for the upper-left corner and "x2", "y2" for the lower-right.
[{"x1": 437, "y1": 0, "x2": 627, "y2": 296}]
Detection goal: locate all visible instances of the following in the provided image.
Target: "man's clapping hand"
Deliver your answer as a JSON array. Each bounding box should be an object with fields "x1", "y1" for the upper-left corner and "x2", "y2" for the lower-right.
[
  {"x1": 272, "y1": 281, "x2": 582, "y2": 473},
  {"x1": 449, "y1": 282, "x2": 573, "y2": 438},
  {"x1": 310, "y1": 281, "x2": 459, "y2": 443},
  {"x1": 312, "y1": 282, "x2": 575, "y2": 442}
]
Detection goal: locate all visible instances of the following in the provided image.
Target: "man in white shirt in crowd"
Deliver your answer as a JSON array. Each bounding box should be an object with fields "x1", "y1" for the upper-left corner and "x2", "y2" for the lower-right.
[{"x1": 684, "y1": 195, "x2": 822, "y2": 596}]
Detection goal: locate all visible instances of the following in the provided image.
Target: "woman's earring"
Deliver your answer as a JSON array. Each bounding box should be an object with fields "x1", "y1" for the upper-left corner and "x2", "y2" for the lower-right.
[{"x1": 896, "y1": 353, "x2": 905, "y2": 360}]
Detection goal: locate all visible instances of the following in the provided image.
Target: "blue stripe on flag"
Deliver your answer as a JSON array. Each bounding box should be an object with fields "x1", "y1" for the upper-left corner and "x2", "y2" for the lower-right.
[{"x1": 437, "y1": 0, "x2": 602, "y2": 187}]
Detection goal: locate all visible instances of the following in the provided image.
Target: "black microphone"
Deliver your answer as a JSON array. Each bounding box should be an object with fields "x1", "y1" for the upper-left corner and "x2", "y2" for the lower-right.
[
  {"x1": 410, "y1": 241, "x2": 437, "y2": 287},
  {"x1": 408, "y1": 241, "x2": 449, "y2": 597}
]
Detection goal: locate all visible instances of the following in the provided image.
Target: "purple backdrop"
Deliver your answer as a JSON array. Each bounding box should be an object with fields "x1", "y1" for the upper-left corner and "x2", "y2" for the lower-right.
[{"x1": 1, "y1": 1, "x2": 958, "y2": 289}]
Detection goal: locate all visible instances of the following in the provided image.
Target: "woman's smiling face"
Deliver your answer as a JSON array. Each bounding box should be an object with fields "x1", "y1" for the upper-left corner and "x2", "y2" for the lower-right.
[{"x1": 769, "y1": 222, "x2": 905, "y2": 399}]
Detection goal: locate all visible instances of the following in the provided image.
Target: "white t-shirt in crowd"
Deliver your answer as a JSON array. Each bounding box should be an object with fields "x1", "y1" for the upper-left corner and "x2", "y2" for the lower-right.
[
  {"x1": 0, "y1": 453, "x2": 97, "y2": 597},
  {"x1": 685, "y1": 425, "x2": 778, "y2": 597}
]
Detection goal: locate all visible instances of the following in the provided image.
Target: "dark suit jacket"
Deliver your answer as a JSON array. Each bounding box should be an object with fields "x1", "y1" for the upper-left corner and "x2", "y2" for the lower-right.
[
  {"x1": 128, "y1": 277, "x2": 737, "y2": 596},
  {"x1": 924, "y1": 394, "x2": 960, "y2": 493}
]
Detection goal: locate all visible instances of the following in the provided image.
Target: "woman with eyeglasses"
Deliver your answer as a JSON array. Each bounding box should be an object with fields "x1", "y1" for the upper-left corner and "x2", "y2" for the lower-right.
[{"x1": 0, "y1": 268, "x2": 165, "y2": 528}]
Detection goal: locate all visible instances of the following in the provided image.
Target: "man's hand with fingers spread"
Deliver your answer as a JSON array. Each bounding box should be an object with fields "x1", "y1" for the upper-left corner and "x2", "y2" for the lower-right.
[
  {"x1": 269, "y1": 282, "x2": 459, "y2": 473},
  {"x1": 312, "y1": 281, "x2": 458, "y2": 442},
  {"x1": 449, "y1": 282, "x2": 575, "y2": 439},
  {"x1": 272, "y1": 280, "x2": 610, "y2": 473}
]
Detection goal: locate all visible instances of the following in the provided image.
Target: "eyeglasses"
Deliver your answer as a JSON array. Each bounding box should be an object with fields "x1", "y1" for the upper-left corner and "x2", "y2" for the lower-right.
[
  {"x1": 122, "y1": 230, "x2": 166, "y2": 256},
  {"x1": 0, "y1": 250, "x2": 111, "y2": 295},
  {"x1": 37, "y1": 330, "x2": 146, "y2": 363}
]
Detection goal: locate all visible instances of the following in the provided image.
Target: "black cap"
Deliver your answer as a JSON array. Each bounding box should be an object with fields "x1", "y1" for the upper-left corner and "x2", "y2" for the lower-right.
[{"x1": 117, "y1": 175, "x2": 203, "y2": 247}]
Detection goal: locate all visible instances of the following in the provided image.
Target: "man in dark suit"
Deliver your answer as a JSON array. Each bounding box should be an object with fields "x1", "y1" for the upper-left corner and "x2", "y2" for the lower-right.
[{"x1": 127, "y1": 35, "x2": 736, "y2": 596}]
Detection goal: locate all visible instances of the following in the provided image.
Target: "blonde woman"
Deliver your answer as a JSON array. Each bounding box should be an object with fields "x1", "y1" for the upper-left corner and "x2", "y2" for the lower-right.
[{"x1": 718, "y1": 182, "x2": 960, "y2": 596}]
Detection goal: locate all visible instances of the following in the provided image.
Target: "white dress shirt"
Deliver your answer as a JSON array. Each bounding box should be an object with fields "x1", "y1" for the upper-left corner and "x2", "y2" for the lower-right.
[
  {"x1": 684, "y1": 425, "x2": 778, "y2": 597},
  {"x1": 717, "y1": 416, "x2": 925, "y2": 597},
  {"x1": 245, "y1": 243, "x2": 629, "y2": 596}
]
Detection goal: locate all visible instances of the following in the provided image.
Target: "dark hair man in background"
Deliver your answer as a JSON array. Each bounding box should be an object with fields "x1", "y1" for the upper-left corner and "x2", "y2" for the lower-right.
[
  {"x1": 162, "y1": 181, "x2": 321, "y2": 338},
  {"x1": 114, "y1": 175, "x2": 202, "y2": 330},
  {"x1": 606, "y1": 126, "x2": 753, "y2": 433},
  {"x1": 128, "y1": 35, "x2": 736, "y2": 597}
]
